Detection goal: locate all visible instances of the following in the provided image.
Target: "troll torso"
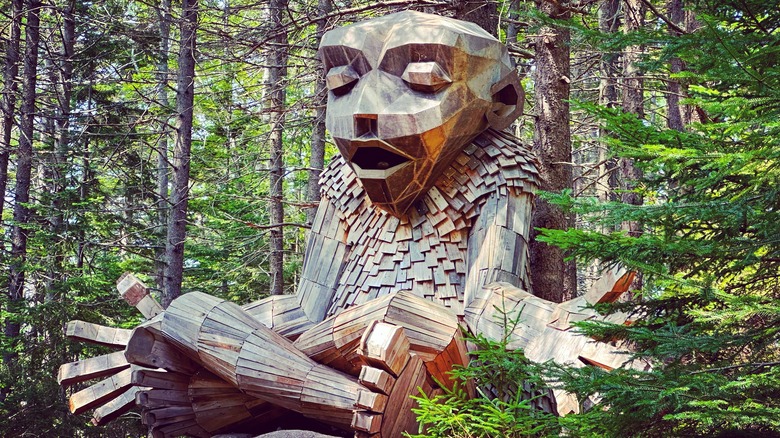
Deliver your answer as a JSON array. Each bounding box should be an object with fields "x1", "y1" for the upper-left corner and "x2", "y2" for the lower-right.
[{"x1": 302, "y1": 129, "x2": 539, "y2": 319}]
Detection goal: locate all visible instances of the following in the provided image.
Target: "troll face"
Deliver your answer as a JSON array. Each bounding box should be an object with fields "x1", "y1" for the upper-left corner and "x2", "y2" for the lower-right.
[{"x1": 319, "y1": 11, "x2": 523, "y2": 216}]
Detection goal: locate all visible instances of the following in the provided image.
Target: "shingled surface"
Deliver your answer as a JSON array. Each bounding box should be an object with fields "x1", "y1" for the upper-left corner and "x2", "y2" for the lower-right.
[{"x1": 311, "y1": 129, "x2": 539, "y2": 317}]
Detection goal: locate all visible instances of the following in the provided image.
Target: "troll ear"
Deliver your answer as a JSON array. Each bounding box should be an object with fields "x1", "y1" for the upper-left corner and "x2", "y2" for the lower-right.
[{"x1": 486, "y1": 70, "x2": 525, "y2": 131}]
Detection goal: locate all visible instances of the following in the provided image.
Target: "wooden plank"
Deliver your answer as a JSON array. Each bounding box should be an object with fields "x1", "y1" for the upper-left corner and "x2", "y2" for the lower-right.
[
  {"x1": 355, "y1": 389, "x2": 388, "y2": 413},
  {"x1": 116, "y1": 272, "x2": 163, "y2": 319},
  {"x1": 359, "y1": 366, "x2": 395, "y2": 395},
  {"x1": 91, "y1": 386, "x2": 140, "y2": 426},
  {"x1": 380, "y1": 354, "x2": 428, "y2": 438},
  {"x1": 124, "y1": 326, "x2": 198, "y2": 374},
  {"x1": 584, "y1": 267, "x2": 636, "y2": 304},
  {"x1": 69, "y1": 367, "x2": 134, "y2": 415},
  {"x1": 66, "y1": 320, "x2": 131, "y2": 347},
  {"x1": 352, "y1": 411, "x2": 382, "y2": 434},
  {"x1": 357, "y1": 321, "x2": 410, "y2": 377},
  {"x1": 58, "y1": 351, "x2": 129, "y2": 386},
  {"x1": 151, "y1": 421, "x2": 208, "y2": 438},
  {"x1": 132, "y1": 369, "x2": 190, "y2": 391},
  {"x1": 137, "y1": 389, "x2": 192, "y2": 408}
]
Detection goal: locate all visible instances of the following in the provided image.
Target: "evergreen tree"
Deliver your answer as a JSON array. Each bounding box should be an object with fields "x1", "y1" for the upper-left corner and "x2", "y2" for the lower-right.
[{"x1": 538, "y1": 0, "x2": 780, "y2": 434}]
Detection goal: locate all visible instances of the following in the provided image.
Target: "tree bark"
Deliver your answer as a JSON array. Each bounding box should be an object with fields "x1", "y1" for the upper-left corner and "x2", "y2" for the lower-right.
[
  {"x1": 156, "y1": 0, "x2": 172, "y2": 294},
  {"x1": 306, "y1": 0, "x2": 332, "y2": 227},
  {"x1": 666, "y1": 0, "x2": 684, "y2": 132},
  {"x1": 620, "y1": 0, "x2": 644, "y2": 237},
  {"x1": 164, "y1": 0, "x2": 198, "y2": 308},
  {"x1": 529, "y1": 0, "x2": 576, "y2": 302},
  {"x1": 452, "y1": 0, "x2": 499, "y2": 36},
  {"x1": 0, "y1": 0, "x2": 23, "y2": 233},
  {"x1": 268, "y1": 0, "x2": 288, "y2": 295},
  {"x1": 598, "y1": 0, "x2": 621, "y2": 203},
  {"x1": 682, "y1": 10, "x2": 701, "y2": 126},
  {"x1": 6, "y1": 0, "x2": 41, "y2": 367},
  {"x1": 39, "y1": 0, "x2": 75, "y2": 302}
]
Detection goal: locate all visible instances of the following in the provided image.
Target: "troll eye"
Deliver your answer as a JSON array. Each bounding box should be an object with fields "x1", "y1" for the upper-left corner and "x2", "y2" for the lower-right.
[
  {"x1": 401, "y1": 62, "x2": 451, "y2": 93},
  {"x1": 326, "y1": 65, "x2": 360, "y2": 96}
]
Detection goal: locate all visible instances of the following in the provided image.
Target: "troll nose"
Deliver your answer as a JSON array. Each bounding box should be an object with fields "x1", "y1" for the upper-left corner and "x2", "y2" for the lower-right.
[{"x1": 354, "y1": 113, "x2": 377, "y2": 138}]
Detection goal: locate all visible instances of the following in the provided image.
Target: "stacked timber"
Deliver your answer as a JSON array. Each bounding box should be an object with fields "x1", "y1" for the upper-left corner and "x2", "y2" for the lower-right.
[
  {"x1": 293, "y1": 291, "x2": 468, "y2": 389},
  {"x1": 351, "y1": 322, "x2": 436, "y2": 437},
  {"x1": 159, "y1": 292, "x2": 371, "y2": 430},
  {"x1": 59, "y1": 325, "x2": 142, "y2": 425}
]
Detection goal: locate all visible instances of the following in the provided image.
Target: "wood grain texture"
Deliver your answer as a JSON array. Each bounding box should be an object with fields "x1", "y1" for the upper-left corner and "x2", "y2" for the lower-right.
[
  {"x1": 91, "y1": 386, "x2": 140, "y2": 426},
  {"x1": 65, "y1": 320, "x2": 131, "y2": 347},
  {"x1": 125, "y1": 325, "x2": 198, "y2": 374},
  {"x1": 306, "y1": 129, "x2": 538, "y2": 319},
  {"x1": 379, "y1": 354, "x2": 432, "y2": 438},
  {"x1": 117, "y1": 272, "x2": 163, "y2": 319},
  {"x1": 356, "y1": 321, "x2": 410, "y2": 377},
  {"x1": 58, "y1": 351, "x2": 130, "y2": 386},
  {"x1": 69, "y1": 366, "x2": 135, "y2": 415},
  {"x1": 58, "y1": 11, "x2": 651, "y2": 436}
]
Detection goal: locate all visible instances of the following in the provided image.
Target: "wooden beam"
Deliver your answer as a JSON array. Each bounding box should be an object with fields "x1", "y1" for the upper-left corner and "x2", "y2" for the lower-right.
[
  {"x1": 68, "y1": 367, "x2": 134, "y2": 415},
  {"x1": 58, "y1": 351, "x2": 130, "y2": 386},
  {"x1": 132, "y1": 369, "x2": 190, "y2": 391},
  {"x1": 357, "y1": 321, "x2": 410, "y2": 377},
  {"x1": 65, "y1": 320, "x2": 132, "y2": 347},
  {"x1": 352, "y1": 411, "x2": 382, "y2": 434},
  {"x1": 91, "y1": 386, "x2": 140, "y2": 426},
  {"x1": 355, "y1": 389, "x2": 388, "y2": 413},
  {"x1": 380, "y1": 354, "x2": 431, "y2": 437},
  {"x1": 117, "y1": 272, "x2": 164, "y2": 319},
  {"x1": 358, "y1": 366, "x2": 395, "y2": 395},
  {"x1": 124, "y1": 326, "x2": 198, "y2": 374}
]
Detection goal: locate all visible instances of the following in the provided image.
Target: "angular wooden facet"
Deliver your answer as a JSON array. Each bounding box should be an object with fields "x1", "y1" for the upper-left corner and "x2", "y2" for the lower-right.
[
  {"x1": 320, "y1": 11, "x2": 524, "y2": 216},
  {"x1": 379, "y1": 354, "x2": 432, "y2": 438},
  {"x1": 352, "y1": 411, "x2": 382, "y2": 434},
  {"x1": 358, "y1": 366, "x2": 395, "y2": 396},
  {"x1": 326, "y1": 65, "x2": 360, "y2": 95},
  {"x1": 357, "y1": 321, "x2": 410, "y2": 377},
  {"x1": 402, "y1": 61, "x2": 452, "y2": 93},
  {"x1": 91, "y1": 386, "x2": 140, "y2": 426}
]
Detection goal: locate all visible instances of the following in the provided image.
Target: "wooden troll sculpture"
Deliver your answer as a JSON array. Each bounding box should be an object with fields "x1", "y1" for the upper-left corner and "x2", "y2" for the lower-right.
[{"x1": 59, "y1": 11, "x2": 639, "y2": 437}]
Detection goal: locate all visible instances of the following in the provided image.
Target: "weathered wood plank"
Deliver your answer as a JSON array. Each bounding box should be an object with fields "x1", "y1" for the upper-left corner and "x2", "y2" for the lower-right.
[
  {"x1": 65, "y1": 320, "x2": 131, "y2": 347},
  {"x1": 91, "y1": 386, "x2": 140, "y2": 426},
  {"x1": 359, "y1": 366, "x2": 395, "y2": 395},
  {"x1": 116, "y1": 272, "x2": 163, "y2": 319},
  {"x1": 357, "y1": 321, "x2": 410, "y2": 377},
  {"x1": 58, "y1": 351, "x2": 130, "y2": 386},
  {"x1": 69, "y1": 367, "x2": 134, "y2": 415},
  {"x1": 352, "y1": 411, "x2": 382, "y2": 434}
]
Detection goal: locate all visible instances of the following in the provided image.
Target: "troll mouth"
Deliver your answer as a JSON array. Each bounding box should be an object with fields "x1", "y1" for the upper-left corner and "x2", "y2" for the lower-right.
[{"x1": 351, "y1": 146, "x2": 410, "y2": 171}]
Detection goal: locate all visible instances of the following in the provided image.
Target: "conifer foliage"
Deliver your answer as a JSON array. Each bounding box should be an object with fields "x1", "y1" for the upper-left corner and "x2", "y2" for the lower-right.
[{"x1": 537, "y1": 0, "x2": 780, "y2": 435}]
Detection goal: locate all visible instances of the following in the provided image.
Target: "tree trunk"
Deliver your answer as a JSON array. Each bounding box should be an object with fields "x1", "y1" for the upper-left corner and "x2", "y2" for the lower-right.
[
  {"x1": 452, "y1": 0, "x2": 499, "y2": 36},
  {"x1": 268, "y1": 0, "x2": 288, "y2": 295},
  {"x1": 682, "y1": 10, "x2": 702, "y2": 126},
  {"x1": 0, "y1": 0, "x2": 23, "y2": 233},
  {"x1": 306, "y1": 0, "x2": 332, "y2": 227},
  {"x1": 41, "y1": 0, "x2": 75, "y2": 302},
  {"x1": 620, "y1": 0, "x2": 644, "y2": 237},
  {"x1": 529, "y1": 0, "x2": 576, "y2": 302},
  {"x1": 6, "y1": 0, "x2": 41, "y2": 367},
  {"x1": 164, "y1": 0, "x2": 198, "y2": 308},
  {"x1": 598, "y1": 0, "x2": 621, "y2": 204},
  {"x1": 156, "y1": 0, "x2": 173, "y2": 294},
  {"x1": 666, "y1": 0, "x2": 684, "y2": 132}
]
